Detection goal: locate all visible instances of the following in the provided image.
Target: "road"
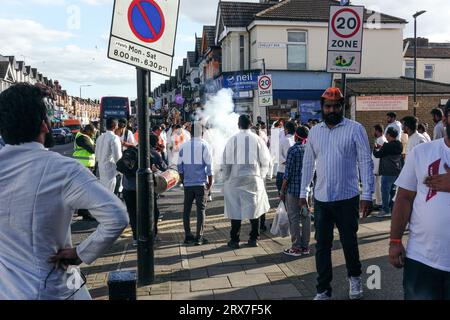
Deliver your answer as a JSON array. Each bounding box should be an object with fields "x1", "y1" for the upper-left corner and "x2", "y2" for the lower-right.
[{"x1": 52, "y1": 142, "x2": 405, "y2": 300}]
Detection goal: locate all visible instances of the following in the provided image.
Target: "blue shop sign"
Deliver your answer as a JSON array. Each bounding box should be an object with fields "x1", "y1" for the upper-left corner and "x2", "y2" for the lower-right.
[
  {"x1": 223, "y1": 71, "x2": 260, "y2": 91},
  {"x1": 299, "y1": 100, "x2": 322, "y2": 122}
]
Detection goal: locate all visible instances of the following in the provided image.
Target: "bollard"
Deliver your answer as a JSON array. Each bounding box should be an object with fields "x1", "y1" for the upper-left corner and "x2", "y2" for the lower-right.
[{"x1": 108, "y1": 271, "x2": 137, "y2": 300}]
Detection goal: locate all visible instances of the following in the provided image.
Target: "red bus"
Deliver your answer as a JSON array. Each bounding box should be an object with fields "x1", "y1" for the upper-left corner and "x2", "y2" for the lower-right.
[{"x1": 100, "y1": 96, "x2": 130, "y2": 132}]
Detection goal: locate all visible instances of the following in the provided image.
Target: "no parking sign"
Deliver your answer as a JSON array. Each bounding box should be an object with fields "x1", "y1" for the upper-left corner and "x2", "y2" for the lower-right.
[
  {"x1": 327, "y1": 5, "x2": 364, "y2": 74},
  {"x1": 108, "y1": 0, "x2": 180, "y2": 76}
]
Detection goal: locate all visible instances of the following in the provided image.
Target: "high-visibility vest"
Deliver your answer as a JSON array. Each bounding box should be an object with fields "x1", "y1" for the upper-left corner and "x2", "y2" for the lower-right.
[{"x1": 73, "y1": 132, "x2": 96, "y2": 168}]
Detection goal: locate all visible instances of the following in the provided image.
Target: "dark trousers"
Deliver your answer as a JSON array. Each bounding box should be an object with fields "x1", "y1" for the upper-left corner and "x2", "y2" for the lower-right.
[
  {"x1": 314, "y1": 196, "x2": 362, "y2": 294},
  {"x1": 404, "y1": 258, "x2": 450, "y2": 300},
  {"x1": 123, "y1": 190, "x2": 160, "y2": 240},
  {"x1": 183, "y1": 186, "x2": 207, "y2": 239},
  {"x1": 230, "y1": 219, "x2": 260, "y2": 242},
  {"x1": 276, "y1": 172, "x2": 284, "y2": 193}
]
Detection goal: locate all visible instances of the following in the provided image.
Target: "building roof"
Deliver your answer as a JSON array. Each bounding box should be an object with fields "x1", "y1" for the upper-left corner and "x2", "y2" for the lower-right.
[
  {"x1": 187, "y1": 51, "x2": 197, "y2": 67},
  {"x1": 0, "y1": 61, "x2": 10, "y2": 79},
  {"x1": 203, "y1": 25, "x2": 217, "y2": 48},
  {"x1": 218, "y1": 0, "x2": 406, "y2": 30},
  {"x1": 219, "y1": 2, "x2": 273, "y2": 28},
  {"x1": 404, "y1": 47, "x2": 450, "y2": 59},
  {"x1": 254, "y1": 0, "x2": 407, "y2": 24},
  {"x1": 336, "y1": 77, "x2": 450, "y2": 95}
]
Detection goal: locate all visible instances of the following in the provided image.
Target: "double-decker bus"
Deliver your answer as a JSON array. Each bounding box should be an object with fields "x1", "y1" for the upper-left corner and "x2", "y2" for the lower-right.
[{"x1": 100, "y1": 96, "x2": 130, "y2": 132}]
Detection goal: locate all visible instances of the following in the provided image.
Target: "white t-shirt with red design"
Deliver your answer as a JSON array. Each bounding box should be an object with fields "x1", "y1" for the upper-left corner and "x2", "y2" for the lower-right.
[{"x1": 395, "y1": 138, "x2": 450, "y2": 271}]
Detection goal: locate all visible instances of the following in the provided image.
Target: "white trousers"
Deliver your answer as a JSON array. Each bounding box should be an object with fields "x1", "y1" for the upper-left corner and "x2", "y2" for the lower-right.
[{"x1": 374, "y1": 175, "x2": 382, "y2": 205}]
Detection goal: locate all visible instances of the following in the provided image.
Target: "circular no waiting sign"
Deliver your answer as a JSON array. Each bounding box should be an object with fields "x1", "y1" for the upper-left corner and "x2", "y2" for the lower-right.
[
  {"x1": 128, "y1": 0, "x2": 165, "y2": 43},
  {"x1": 259, "y1": 76, "x2": 271, "y2": 90},
  {"x1": 331, "y1": 8, "x2": 362, "y2": 39}
]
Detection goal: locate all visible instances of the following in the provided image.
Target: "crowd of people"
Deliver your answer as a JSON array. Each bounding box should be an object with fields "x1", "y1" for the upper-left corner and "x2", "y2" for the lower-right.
[{"x1": 0, "y1": 82, "x2": 449, "y2": 300}]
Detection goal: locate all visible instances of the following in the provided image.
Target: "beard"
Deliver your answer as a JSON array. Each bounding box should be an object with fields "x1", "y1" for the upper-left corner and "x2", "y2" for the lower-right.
[
  {"x1": 44, "y1": 127, "x2": 55, "y2": 148},
  {"x1": 323, "y1": 110, "x2": 344, "y2": 126}
]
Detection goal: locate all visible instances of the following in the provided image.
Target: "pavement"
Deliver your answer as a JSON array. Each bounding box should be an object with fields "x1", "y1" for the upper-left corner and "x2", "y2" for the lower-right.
[{"x1": 55, "y1": 142, "x2": 406, "y2": 300}]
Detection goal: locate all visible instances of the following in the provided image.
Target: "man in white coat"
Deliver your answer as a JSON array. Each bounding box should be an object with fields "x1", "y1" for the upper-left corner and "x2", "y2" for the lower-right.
[
  {"x1": 0, "y1": 84, "x2": 129, "y2": 300},
  {"x1": 222, "y1": 115, "x2": 271, "y2": 248},
  {"x1": 95, "y1": 118, "x2": 123, "y2": 192}
]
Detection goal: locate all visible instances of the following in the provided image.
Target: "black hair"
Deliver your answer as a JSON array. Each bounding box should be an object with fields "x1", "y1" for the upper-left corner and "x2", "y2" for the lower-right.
[
  {"x1": 118, "y1": 118, "x2": 127, "y2": 128},
  {"x1": 152, "y1": 125, "x2": 161, "y2": 132},
  {"x1": 431, "y1": 108, "x2": 443, "y2": 119},
  {"x1": 238, "y1": 114, "x2": 251, "y2": 130},
  {"x1": 386, "y1": 112, "x2": 397, "y2": 118},
  {"x1": 150, "y1": 134, "x2": 158, "y2": 148},
  {"x1": 445, "y1": 99, "x2": 450, "y2": 117},
  {"x1": 417, "y1": 123, "x2": 427, "y2": 132},
  {"x1": 0, "y1": 83, "x2": 48, "y2": 145},
  {"x1": 285, "y1": 121, "x2": 296, "y2": 135},
  {"x1": 402, "y1": 116, "x2": 418, "y2": 132},
  {"x1": 373, "y1": 124, "x2": 384, "y2": 133},
  {"x1": 174, "y1": 124, "x2": 182, "y2": 130},
  {"x1": 106, "y1": 118, "x2": 118, "y2": 130},
  {"x1": 386, "y1": 127, "x2": 399, "y2": 139},
  {"x1": 84, "y1": 124, "x2": 95, "y2": 133},
  {"x1": 296, "y1": 126, "x2": 309, "y2": 139}
]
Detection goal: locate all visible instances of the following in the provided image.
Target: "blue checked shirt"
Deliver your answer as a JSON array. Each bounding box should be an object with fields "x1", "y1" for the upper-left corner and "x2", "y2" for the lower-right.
[
  {"x1": 300, "y1": 118, "x2": 374, "y2": 202},
  {"x1": 283, "y1": 142, "x2": 306, "y2": 198},
  {"x1": 177, "y1": 138, "x2": 213, "y2": 187}
]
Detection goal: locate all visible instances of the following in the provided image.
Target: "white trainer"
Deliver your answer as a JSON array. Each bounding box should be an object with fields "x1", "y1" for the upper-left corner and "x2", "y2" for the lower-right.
[
  {"x1": 313, "y1": 291, "x2": 331, "y2": 300},
  {"x1": 349, "y1": 276, "x2": 363, "y2": 300}
]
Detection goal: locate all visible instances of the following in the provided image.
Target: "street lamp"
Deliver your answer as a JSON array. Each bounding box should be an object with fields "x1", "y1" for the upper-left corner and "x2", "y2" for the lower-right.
[
  {"x1": 413, "y1": 10, "x2": 426, "y2": 117},
  {"x1": 79, "y1": 84, "x2": 92, "y2": 119},
  {"x1": 251, "y1": 58, "x2": 266, "y2": 74}
]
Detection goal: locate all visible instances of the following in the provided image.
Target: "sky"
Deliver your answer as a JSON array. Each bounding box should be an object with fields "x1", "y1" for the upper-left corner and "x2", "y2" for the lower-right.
[{"x1": 1, "y1": 0, "x2": 449, "y2": 100}]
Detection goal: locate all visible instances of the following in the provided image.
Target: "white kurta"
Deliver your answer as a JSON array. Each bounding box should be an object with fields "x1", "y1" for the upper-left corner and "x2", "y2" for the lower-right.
[
  {"x1": 222, "y1": 130, "x2": 271, "y2": 220},
  {"x1": 95, "y1": 130, "x2": 122, "y2": 192},
  {"x1": 0, "y1": 142, "x2": 129, "y2": 300}
]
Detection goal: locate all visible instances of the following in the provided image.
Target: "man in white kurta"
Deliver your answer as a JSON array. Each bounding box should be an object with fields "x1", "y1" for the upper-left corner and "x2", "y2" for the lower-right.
[
  {"x1": 222, "y1": 115, "x2": 271, "y2": 248},
  {"x1": 95, "y1": 118, "x2": 122, "y2": 192},
  {"x1": 0, "y1": 83, "x2": 129, "y2": 300}
]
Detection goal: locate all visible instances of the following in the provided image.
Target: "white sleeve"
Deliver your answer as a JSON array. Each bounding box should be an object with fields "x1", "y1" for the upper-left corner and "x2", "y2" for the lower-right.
[
  {"x1": 127, "y1": 130, "x2": 136, "y2": 146},
  {"x1": 112, "y1": 136, "x2": 122, "y2": 163},
  {"x1": 395, "y1": 148, "x2": 418, "y2": 192},
  {"x1": 63, "y1": 163, "x2": 129, "y2": 265}
]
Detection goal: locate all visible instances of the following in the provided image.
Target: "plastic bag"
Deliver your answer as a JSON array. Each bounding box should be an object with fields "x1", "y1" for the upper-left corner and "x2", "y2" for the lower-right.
[{"x1": 270, "y1": 201, "x2": 290, "y2": 238}]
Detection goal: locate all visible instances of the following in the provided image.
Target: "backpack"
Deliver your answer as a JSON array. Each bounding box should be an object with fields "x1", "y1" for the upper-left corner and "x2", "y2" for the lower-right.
[{"x1": 116, "y1": 146, "x2": 138, "y2": 177}]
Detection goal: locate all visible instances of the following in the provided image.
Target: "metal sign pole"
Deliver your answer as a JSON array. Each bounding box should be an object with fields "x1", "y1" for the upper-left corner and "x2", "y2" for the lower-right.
[
  {"x1": 136, "y1": 67, "x2": 154, "y2": 286},
  {"x1": 341, "y1": 0, "x2": 350, "y2": 117}
]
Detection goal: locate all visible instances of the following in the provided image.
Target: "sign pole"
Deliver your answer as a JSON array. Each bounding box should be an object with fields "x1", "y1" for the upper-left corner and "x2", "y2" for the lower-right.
[
  {"x1": 136, "y1": 67, "x2": 154, "y2": 286},
  {"x1": 341, "y1": 0, "x2": 349, "y2": 116}
]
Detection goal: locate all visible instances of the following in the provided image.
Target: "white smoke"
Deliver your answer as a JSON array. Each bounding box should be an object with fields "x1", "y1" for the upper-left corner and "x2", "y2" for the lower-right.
[{"x1": 195, "y1": 89, "x2": 240, "y2": 182}]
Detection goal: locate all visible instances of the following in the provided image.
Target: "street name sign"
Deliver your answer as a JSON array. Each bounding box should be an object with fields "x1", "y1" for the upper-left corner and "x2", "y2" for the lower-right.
[
  {"x1": 108, "y1": 0, "x2": 180, "y2": 76},
  {"x1": 258, "y1": 75, "x2": 273, "y2": 107},
  {"x1": 327, "y1": 5, "x2": 364, "y2": 74}
]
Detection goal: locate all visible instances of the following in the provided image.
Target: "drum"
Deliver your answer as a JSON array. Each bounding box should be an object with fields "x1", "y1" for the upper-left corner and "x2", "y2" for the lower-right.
[{"x1": 154, "y1": 169, "x2": 180, "y2": 194}]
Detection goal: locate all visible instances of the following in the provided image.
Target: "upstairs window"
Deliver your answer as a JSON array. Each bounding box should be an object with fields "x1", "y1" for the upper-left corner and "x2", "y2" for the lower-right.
[
  {"x1": 287, "y1": 31, "x2": 307, "y2": 70},
  {"x1": 424, "y1": 64, "x2": 434, "y2": 80},
  {"x1": 405, "y1": 61, "x2": 414, "y2": 78}
]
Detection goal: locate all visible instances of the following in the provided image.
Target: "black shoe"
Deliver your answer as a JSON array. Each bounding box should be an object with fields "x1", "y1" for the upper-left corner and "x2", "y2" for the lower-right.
[
  {"x1": 184, "y1": 235, "x2": 195, "y2": 244},
  {"x1": 227, "y1": 240, "x2": 240, "y2": 249},
  {"x1": 247, "y1": 239, "x2": 258, "y2": 247},
  {"x1": 195, "y1": 237, "x2": 209, "y2": 246},
  {"x1": 82, "y1": 215, "x2": 96, "y2": 222}
]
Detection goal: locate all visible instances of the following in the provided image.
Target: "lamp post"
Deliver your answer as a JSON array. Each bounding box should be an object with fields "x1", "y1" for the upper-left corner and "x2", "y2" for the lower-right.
[
  {"x1": 79, "y1": 84, "x2": 92, "y2": 119},
  {"x1": 252, "y1": 58, "x2": 268, "y2": 124},
  {"x1": 413, "y1": 10, "x2": 426, "y2": 117}
]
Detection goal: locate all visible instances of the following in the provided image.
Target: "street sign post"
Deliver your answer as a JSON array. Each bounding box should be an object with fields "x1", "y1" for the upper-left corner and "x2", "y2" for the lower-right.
[
  {"x1": 107, "y1": 0, "x2": 180, "y2": 287},
  {"x1": 258, "y1": 75, "x2": 273, "y2": 107},
  {"x1": 108, "y1": 0, "x2": 180, "y2": 77},
  {"x1": 326, "y1": 4, "x2": 364, "y2": 74}
]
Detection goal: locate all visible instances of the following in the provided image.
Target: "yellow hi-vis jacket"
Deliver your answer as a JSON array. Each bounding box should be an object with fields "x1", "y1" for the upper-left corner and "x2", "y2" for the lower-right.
[{"x1": 73, "y1": 132, "x2": 96, "y2": 168}]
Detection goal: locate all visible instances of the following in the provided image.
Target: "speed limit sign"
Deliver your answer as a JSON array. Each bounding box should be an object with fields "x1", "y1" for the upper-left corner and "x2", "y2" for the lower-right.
[
  {"x1": 328, "y1": 5, "x2": 364, "y2": 52},
  {"x1": 327, "y1": 5, "x2": 364, "y2": 74}
]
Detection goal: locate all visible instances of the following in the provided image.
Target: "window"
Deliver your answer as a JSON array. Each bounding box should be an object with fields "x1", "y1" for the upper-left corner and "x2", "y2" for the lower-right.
[
  {"x1": 240, "y1": 35, "x2": 245, "y2": 70},
  {"x1": 287, "y1": 31, "x2": 307, "y2": 70},
  {"x1": 424, "y1": 64, "x2": 434, "y2": 80},
  {"x1": 405, "y1": 61, "x2": 414, "y2": 78}
]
